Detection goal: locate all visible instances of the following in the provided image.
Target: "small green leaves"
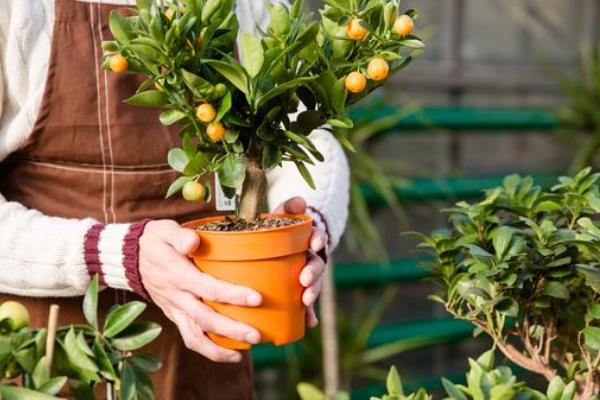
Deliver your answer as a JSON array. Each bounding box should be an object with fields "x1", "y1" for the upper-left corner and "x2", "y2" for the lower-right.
[
  {"x1": 583, "y1": 326, "x2": 600, "y2": 350},
  {"x1": 385, "y1": 366, "x2": 403, "y2": 396},
  {"x1": 240, "y1": 33, "x2": 264, "y2": 78},
  {"x1": 103, "y1": 301, "x2": 147, "y2": 338},
  {"x1": 82, "y1": 276, "x2": 98, "y2": 329},
  {"x1": 167, "y1": 148, "x2": 189, "y2": 173},
  {"x1": 218, "y1": 155, "x2": 246, "y2": 188},
  {"x1": 111, "y1": 322, "x2": 162, "y2": 351},
  {"x1": 124, "y1": 90, "x2": 167, "y2": 107},
  {"x1": 204, "y1": 60, "x2": 249, "y2": 96},
  {"x1": 159, "y1": 110, "x2": 187, "y2": 126},
  {"x1": 109, "y1": 11, "x2": 133, "y2": 43}
]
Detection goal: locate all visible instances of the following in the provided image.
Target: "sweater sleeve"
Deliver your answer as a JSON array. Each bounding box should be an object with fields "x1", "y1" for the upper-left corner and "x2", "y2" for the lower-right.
[
  {"x1": 266, "y1": 129, "x2": 350, "y2": 251},
  {"x1": 0, "y1": 195, "x2": 150, "y2": 298}
]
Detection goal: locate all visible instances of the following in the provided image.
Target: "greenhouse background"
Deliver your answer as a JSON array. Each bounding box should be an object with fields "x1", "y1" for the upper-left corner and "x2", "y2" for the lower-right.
[{"x1": 255, "y1": 0, "x2": 600, "y2": 398}]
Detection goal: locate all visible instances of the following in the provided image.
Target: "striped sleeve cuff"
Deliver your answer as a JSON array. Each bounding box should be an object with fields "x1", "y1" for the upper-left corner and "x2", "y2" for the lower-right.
[
  {"x1": 306, "y1": 206, "x2": 330, "y2": 262},
  {"x1": 83, "y1": 220, "x2": 151, "y2": 301}
]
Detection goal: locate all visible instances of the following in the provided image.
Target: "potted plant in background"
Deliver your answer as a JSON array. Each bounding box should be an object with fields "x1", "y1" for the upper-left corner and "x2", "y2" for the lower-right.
[
  {"x1": 416, "y1": 168, "x2": 600, "y2": 399},
  {"x1": 103, "y1": 0, "x2": 423, "y2": 350}
]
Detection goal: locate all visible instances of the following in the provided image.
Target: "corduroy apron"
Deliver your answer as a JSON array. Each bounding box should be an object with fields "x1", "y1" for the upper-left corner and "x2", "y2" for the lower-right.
[{"x1": 0, "y1": 1, "x2": 253, "y2": 398}]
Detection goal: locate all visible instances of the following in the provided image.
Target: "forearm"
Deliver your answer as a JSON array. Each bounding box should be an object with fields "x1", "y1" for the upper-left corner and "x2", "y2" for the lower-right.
[
  {"x1": 266, "y1": 129, "x2": 350, "y2": 250},
  {"x1": 0, "y1": 195, "x2": 149, "y2": 298}
]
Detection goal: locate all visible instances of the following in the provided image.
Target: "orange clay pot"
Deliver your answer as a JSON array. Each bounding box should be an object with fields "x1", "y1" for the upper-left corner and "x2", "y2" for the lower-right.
[{"x1": 183, "y1": 213, "x2": 313, "y2": 350}]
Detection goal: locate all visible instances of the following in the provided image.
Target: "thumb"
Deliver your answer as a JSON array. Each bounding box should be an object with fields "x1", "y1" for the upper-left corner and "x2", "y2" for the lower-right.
[{"x1": 275, "y1": 197, "x2": 307, "y2": 214}]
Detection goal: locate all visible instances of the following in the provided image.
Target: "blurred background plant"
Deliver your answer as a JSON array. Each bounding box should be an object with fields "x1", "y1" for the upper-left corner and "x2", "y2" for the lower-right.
[{"x1": 556, "y1": 44, "x2": 600, "y2": 172}]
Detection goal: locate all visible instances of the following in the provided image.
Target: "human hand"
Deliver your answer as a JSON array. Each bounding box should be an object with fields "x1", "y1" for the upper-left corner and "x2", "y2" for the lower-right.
[
  {"x1": 273, "y1": 197, "x2": 327, "y2": 327},
  {"x1": 138, "y1": 220, "x2": 262, "y2": 362}
]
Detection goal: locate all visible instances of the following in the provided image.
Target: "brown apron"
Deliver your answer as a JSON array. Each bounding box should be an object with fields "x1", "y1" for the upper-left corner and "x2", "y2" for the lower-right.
[{"x1": 0, "y1": 1, "x2": 253, "y2": 398}]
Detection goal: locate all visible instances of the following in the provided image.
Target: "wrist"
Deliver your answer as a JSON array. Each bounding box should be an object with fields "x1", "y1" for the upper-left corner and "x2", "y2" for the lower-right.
[{"x1": 83, "y1": 219, "x2": 152, "y2": 300}]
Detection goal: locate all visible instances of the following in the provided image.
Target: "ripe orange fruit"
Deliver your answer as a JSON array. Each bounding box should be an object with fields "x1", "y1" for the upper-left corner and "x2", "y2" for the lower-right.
[
  {"x1": 182, "y1": 181, "x2": 207, "y2": 202},
  {"x1": 393, "y1": 15, "x2": 414, "y2": 37},
  {"x1": 206, "y1": 122, "x2": 226, "y2": 142},
  {"x1": 196, "y1": 103, "x2": 217, "y2": 124},
  {"x1": 109, "y1": 54, "x2": 128, "y2": 74},
  {"x1": 0, "y1": 301, "x2": 30, "y2": 331},
  {"x1": 346, "y1": 18, "x2": 368, "y2": 41},
  {"x1": 367, "y1": 58, "x2": 390, "y2": 81},
  {"x1": 345, "y1": 71, "x2": 367, "y2": 93}
]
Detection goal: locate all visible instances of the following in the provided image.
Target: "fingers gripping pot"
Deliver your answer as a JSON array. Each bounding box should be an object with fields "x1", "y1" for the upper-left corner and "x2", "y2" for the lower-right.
[{"x1": 184, "y1": 214, "x2": 313, "y2": 350}]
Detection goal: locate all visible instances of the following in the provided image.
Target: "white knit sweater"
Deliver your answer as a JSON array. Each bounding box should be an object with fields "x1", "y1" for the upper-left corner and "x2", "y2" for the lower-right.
[{"x1": 0, "y1": 0, "x2": 349, "y2": 298}]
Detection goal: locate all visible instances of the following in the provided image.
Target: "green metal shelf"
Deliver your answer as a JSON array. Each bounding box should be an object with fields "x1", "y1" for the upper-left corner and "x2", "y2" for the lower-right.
[
  {"x1": 349, "y1": 106, "x2": 558, "y2": 133},
  {"x1": 362, "y1": 173, "x2": 560, "y2": 203},
  {"x1": 252, "y1": 318, "x2": 474, "y2": 369}
]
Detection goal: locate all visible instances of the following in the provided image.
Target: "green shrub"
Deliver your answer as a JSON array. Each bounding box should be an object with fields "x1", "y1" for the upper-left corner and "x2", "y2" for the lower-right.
[{"x1": 416, "y1": 168, "x2": 600, "y2": 399}]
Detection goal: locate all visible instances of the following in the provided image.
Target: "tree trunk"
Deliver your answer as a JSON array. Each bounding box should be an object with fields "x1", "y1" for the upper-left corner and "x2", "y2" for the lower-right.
[{"x1": 239, "y1": 159, "x2": 267, "y2": 221}]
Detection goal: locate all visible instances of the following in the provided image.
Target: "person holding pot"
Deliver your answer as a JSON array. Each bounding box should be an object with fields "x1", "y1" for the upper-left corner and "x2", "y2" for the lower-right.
[{"x1": 0, "y1": 0, "x2": 349, "y2": 398}]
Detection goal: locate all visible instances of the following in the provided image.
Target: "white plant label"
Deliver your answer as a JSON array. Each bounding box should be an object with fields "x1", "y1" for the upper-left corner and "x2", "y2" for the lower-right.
[{"x1": 214, "y1": 174, "x2": 237, "y2": 211}]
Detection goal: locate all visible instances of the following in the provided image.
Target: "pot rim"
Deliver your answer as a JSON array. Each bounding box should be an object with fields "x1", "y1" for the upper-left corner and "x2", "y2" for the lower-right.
[{"x1": 182, "y1": 213, "x2": 313, "y2": 235}]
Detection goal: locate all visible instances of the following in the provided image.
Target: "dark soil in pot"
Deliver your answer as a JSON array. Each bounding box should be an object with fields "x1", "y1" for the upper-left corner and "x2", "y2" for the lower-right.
[{"x1": 195, "y1": 216, "x2": 303, "y2": 232}]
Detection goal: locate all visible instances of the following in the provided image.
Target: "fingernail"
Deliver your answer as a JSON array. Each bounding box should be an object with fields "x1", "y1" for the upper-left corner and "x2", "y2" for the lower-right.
[
  {"x1": 229, "y1": 353, "x2": 242, "y2": 362},
  {"x1": 311, "y1": 236, "x2": 323, "y2": 251},
  {"x1": 302, "y1": 272, "x2": 312, "y2": 286},
  {"x1": 245, "y1": 331, "x2": 260, "y2": 344},
  {"x1": 247, "y1": 294, "x2": 261, "y2": 306}
]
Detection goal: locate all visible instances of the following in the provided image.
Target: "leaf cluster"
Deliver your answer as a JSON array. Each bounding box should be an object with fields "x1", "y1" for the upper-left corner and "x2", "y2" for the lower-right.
[
  {"x1": 415, "y1": 168, "x2": 600, "y2": 391},
  {"x1": 103, "y1": 0, "x2": 423, "y2": 198},
  {"x1": 0, "y1": 277, "x2": 161, "y2": 399}
]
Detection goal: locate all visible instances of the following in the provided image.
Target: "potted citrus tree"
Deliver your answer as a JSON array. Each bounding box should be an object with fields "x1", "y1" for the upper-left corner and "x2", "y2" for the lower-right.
[{"x1": 102, "y1": 0, "x2": 423, "y2": 350}]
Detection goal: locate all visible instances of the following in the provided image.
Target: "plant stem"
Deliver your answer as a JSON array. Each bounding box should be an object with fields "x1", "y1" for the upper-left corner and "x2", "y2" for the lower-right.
[{"x1": 239, "y1": 159, "x2": 267, "y2": 221}]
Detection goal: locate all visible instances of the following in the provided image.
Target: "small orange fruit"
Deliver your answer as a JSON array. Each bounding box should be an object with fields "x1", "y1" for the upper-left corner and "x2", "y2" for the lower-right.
[
  {"x1": 393, "y1": 15, "x2": 414, "y2": 37},
  {"x1": 196, "y1": 103, "x2": 217, "y2": 124},
  {"x1": 345, "y1": 71, "x2": 367, "y2": 93},
  {"x1": 346, "y1": 18, "x2": 368, "y2": 41},
  {"x1": 206, "y1": 122, "x2": 226, "y2": 142},
  {"x1": 367, "y1": 58, "x2": 390, "y2": 81},
  {"x1": 109, "y1": 54, "x2": 128, "y2": 74},
  {"x1": 165, "y1": 8, "x2": 175, "y2": 21},
  {"x1": 182, "y1": 181, "x2": 206, "y2": 202}
]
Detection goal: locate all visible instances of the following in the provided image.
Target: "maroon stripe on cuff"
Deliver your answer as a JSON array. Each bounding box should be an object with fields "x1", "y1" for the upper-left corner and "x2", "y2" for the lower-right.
[
  {"x1": 307, "y1": 206, "x2": 331, "y2": 245},
  {"x1": 123, "y1": 219, "x2": 152, "y2": 301},
  {"x1": 84, "y1": 223, "x2": 107, "y2": 286}
]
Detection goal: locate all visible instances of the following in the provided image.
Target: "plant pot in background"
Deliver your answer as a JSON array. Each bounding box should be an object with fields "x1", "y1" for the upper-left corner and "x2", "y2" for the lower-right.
[{"x1": 184, "y1": 213, "x2": 312, "y2": 350}]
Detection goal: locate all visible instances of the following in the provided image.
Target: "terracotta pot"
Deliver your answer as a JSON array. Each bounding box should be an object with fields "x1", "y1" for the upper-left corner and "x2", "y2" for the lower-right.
[{"x1": 183, "y1": 213, "x2": 312, "y2": 350}]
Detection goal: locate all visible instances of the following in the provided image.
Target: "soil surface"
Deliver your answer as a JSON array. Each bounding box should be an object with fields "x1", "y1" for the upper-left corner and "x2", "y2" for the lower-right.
[{"x1": 196, "y1": 216, "x2": 303, "y2": 232}]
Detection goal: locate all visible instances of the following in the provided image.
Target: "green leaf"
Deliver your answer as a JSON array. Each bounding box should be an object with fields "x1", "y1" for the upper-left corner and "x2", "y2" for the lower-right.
[
  {"x1": 166, "y1": 176, "x2": 193, "y2": 199},
  {"x1": 491, "y1": 226, "x2": 512, "y2": 259},
  {"x1": 159, "y1": 110, "x2": 187, "y2": 126},
  {"x1": 112, "y1": 322, "x2": 162, "y2": 351},
  {"x1": 130, "y1": 352, "x2": 162, "y2": 372},
  {"x1": 204, "y1": 60, "x2": 249, "y2": 96},
  {"x1": 296, "y1": 383, "x2": 326, "y2": 400},
  {"x1": 331, "y1": 76, "x2": 347, "y2": 114},
  {"x1": 442, "y1": 378, "x2": 467, "y2": 400},
  {"x1": 83, "y1": 276, "x2": 98, "y2": 329},
  {"x1": 181, "y1": 69, "x2": 214, "y2": 97},
  {"x1": 109, "y1": 11, "x2": 133, "y2": 43},
  {"x1": 216, "y1": 91, "x2": 232, "y2": 122},
  {"x1": 38, "y1": 377, "x2": 67, "y2": 396},
  {"x1": 0, "y1": 385, "x2": 63, "y2": 400},
  {"x1": 167, "y1": 148, "x2": 189, "y2": 173},
  {"x1": 295, "y1": 161, "x2": 315, "y2": 189},
  {"x1": 103, "y1": 301, "x2": 147, "y2": 338},
  {"x1": 547, "y1": 376, "x2": 565, "y2": 400},
  {"x1": 586, "y1": 303, "x2": 600, "y2": 322},
  {"x1": 121, "y1": 362, "x2": 137, "y2": 400},
  {"x1": 32, "y1": 356, "x2": 50, "y2": 389},
  {"x1": 255, "y1": 76, "x2": 317, "y2": 109},
  {"x1": 326, "y1": 117, "x2": 354, "y2": 129},
  {"x1": 401, "y1": 37, "x2": 426, "y2": 49},
  {"x1": 14, "y1": 346, "x2": 36, "y2": 374},
  {"x1": 218, "y1": 155, "x2": 246, "y2": 188},
  {"x1": 543, "y1": 281, "x2": 570, "y2": 300},
  {"x1": 583, "y1": 326, "x2": 600, "y2": 350},
  {"x1": 240, "y1": 33, "x2": 264, "y2": 78},
  {"x1": 476, "y1": 349, "x2": 495, "y2": 370},
  {"x1": 75, "y1": 332, "x2": 94, "y2": 358},
  {"x1": 125, "y1": 90, "x2": 168, "y2": 107},
  {"x1": 64, "y1": 328, "x2": 98, "y2": 372},
  {"x1": 93, "y1": 336, "x2": 117, "y2": 381},
  {"x1": 69, "y1": 381, "x2": 96, "y2": 400},
  {"x1": 386, "y1": 366, "x2": 403, "y2": 395},
  {"x1": 561, "y1": 381, "x2": 577, "y2": 400}
]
